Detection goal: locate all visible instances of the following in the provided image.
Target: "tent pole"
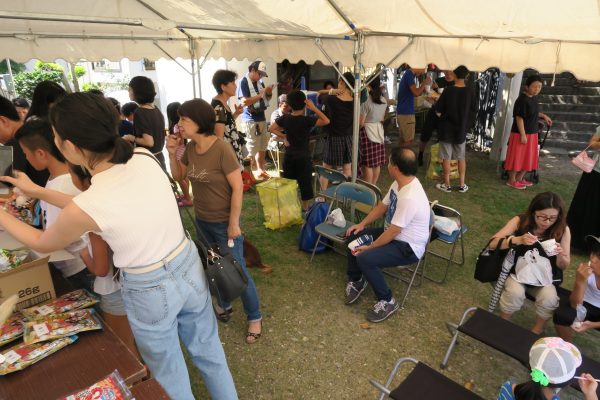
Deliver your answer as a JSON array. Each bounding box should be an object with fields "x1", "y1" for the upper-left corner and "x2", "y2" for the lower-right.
[
  {"x1": 314, "y1": 38, "x2": 355, "y2": 94},
  {"x1": 5, "y1": 59, "x2": 15, "y2": 97},
  {"x1": 188, "y1": 38, "x2": 197, "y2": 98},
  {"x1": 326, "y1": 0, "x2": 357, "y2": 33},
  {"x1": 351, "y1": 32, "x2": 364, "y2": 182},
  {"x1": 196, "y1": 40, "x2": 216, "y2": 100},
  {"x1": 153, "y1": 41, "x2": 192, "y2": 74}
]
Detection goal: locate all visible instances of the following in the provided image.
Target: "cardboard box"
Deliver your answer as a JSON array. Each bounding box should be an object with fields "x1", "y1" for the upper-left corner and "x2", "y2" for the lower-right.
[
  {"x1": 0, "y1": 254, "x2": 55, "y2": 310},
  {"x1": 0, "y1": 231, "x2": 75, "y2": 310}
]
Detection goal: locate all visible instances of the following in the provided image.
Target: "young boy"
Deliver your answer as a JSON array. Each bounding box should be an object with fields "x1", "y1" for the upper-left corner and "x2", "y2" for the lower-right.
[
  {"x1": 269, "y1": 90, "x2": 329, "y2": 211},
  {"x1": 15, "y1": 119, "x2": 92, "y2": 291},
  {"x1": 554, "y1": 235, "x2": 600, "y2": 342}
]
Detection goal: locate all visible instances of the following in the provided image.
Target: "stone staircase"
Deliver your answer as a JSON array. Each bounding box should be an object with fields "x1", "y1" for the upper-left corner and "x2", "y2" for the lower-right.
[{"x1": 523, "y1": 71, "x2": 600, "y2": 153}]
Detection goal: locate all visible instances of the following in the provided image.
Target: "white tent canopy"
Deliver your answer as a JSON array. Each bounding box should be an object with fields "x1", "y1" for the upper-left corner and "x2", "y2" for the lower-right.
[{"x1": 2, "y1": 0, "x2": 600, "y2": 79}]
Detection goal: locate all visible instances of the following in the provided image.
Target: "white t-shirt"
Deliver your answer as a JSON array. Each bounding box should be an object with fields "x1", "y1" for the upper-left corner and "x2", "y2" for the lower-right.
[
  {"x1": 73, "y1": 149, "x2": 184, "y2": 269},
  {"x1": 42, "y1": 174, "x2": 87, "y2": 277},
  {"x1": 382, "y1": 178, "x2": 430, "y2": 258},
  {"x1": 82, "y1": 234, "x2": 121, "y2": 296},
  {"x1": 584, "y1": 274, "x2": 600, "y2": 307}
]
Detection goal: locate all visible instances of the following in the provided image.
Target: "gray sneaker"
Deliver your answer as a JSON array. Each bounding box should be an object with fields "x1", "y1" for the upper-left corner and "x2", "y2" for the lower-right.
[
  {"x1": 345, "y1": 278, "x2": 368, "y2": 305},
  {"x1": 366, "y1": 298, "x2": 400, "y2": 322}
]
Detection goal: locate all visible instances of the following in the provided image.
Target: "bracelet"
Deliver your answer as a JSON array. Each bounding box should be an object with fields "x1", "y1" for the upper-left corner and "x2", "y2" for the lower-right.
[{"x1": 507, "y1": 236, "x2": 514, "y2": 248}]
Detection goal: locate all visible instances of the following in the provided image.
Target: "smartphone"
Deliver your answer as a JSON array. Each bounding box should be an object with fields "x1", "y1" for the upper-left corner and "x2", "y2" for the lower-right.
[{"x1": 335, "y1": 232, "x2": 346, "y2": 239}]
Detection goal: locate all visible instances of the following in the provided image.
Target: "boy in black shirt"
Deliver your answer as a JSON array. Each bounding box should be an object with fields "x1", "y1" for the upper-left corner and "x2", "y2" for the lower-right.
[
  {"x1": 434, "y1": 65, "x2": 474, "y2": 193},
  {"x1": 269, "y1": 90, "x2": 330, "y2": 211}
]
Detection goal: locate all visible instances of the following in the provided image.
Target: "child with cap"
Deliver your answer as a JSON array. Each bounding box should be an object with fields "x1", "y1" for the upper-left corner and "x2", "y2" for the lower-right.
[
  {"x1": 497, "y1": 337, "x2": 598, "y2": 400},
  {"x1": 554, "y1": 235, "x2": 600, "y2": 342}
]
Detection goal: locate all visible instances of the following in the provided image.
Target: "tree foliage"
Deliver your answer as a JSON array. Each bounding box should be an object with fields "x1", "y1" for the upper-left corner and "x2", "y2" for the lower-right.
[
  {"x1": 0, "y1": 60, "x2": 26, "y2": 75},
  {"x1": 13, "y1": 62, "x2": 64, "y2": 99}
]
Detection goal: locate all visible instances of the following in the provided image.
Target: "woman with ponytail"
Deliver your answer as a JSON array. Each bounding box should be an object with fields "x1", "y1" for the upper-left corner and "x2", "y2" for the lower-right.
[
  {"x1": 497, "y1": 337, "x2": 597, "y2": 400},
  {"x1": 0, "y1": 93, "x2": 237, "y2": 400}
]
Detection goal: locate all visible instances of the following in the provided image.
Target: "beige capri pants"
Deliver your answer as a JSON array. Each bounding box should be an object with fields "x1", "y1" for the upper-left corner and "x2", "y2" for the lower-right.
[{"x1": 499, "y1": 275, "x2": 559, "y2": 320}]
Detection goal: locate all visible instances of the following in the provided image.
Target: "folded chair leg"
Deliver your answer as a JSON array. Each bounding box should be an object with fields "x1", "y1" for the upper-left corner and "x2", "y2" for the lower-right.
[
  {"x1": 310, "y1": 235, "x2": 322, "y2": 263},
  {"x1": 399, "y1": 261, "x2": 421, "y2": 309},
  {"x1": 440, "y1": 307, "x2": 477, "y2": 369}
]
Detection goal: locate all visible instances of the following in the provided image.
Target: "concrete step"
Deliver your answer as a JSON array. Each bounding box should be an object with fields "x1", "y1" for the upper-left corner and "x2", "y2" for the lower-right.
[
  {"x1": 542, "y1": 86, "x2": 600, "y2": 95},
  {"x1": 543, "y1": 137, "x2": 589, "y2": 151},
  {"x1": 538, "y1": 94, "x2": 600, "y2": 105},
  {"x1": 545, "y1": 130, "x2": 593, "y2": 142},
  {"x1": 550, "y1": 120, "x2": 597, "y2": 133},
  {"x1": 545, "y1": 111, "x2": 600, "y2": 123},
  {"x1": 539, "y1": 102, "x2": 600, "y2": 113}
]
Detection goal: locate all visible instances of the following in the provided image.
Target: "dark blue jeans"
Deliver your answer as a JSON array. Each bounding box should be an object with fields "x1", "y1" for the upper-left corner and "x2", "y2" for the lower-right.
[
  {"x1": 346, "y1": 227, "x2": 419, "y2": 302},
  {"x1": 195, "y1": 219, "x2": 262, "y2": 322}
]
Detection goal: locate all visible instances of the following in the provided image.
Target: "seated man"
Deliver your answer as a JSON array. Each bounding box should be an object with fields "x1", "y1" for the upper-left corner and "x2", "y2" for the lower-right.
[
  {"x1": 554, "y1": 235, "x2": 600, "y2": 342},
  {"x1": 345, "y1": 148, "x2": 430, "y2": 322}
]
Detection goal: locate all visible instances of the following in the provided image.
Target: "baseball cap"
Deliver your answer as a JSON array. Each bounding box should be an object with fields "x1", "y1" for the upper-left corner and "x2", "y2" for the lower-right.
[
  {"x1": 529, "y1": 337, "x2": 582, "y2": 386},
  {"x1": 250, "y1": 61, "x2": 268, "y2": 78},
  {"x1": 585, "y1": 235, "x2": 600, "y2": 249}
]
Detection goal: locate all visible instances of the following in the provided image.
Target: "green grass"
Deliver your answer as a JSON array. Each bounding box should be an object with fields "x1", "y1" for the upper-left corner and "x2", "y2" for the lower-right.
[{"x1": 183, "y1": 150, "x2": 591, "y2": 399}]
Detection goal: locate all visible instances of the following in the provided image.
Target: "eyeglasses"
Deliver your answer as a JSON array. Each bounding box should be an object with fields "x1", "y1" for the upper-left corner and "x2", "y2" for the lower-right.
[{"x1": 535, "y1": 214, "x2": 558, "y2": 223}]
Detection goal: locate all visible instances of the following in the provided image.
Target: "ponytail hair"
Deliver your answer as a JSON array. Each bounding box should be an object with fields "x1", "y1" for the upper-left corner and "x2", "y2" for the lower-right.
[
  {"x1": 49, "y1": 93, "x2": 133, "y2": 169},
  {"x1": 368, "y1": 78, "x2": 384, "y2": 104},
  {"x1": 513, "y1": 381, "x2": 546, "y2": 400}
]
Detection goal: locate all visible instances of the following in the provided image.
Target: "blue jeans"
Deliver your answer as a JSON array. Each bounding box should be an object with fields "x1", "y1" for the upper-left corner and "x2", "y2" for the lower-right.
[
  {"x1": 196, "y1": 219, "x2": 262, "y2": 322},
  {"x1": 346, "y1": 227, "x2": 419, "y2": 302},
  {"x1": 121, "y1": 239, "x2": 237, "y2": 400}
]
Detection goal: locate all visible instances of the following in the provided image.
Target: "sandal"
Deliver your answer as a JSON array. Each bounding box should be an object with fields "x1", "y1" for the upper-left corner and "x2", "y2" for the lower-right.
[{"x1": 245, "y1": 320, "x2": 262, "y2": 344}]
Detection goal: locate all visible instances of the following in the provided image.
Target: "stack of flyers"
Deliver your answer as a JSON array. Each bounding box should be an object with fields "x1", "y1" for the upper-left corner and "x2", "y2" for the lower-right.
[
  {"x1": 23, "y1": 309, "x2": 102, "y2": 345},
  {"x1": 21, "y1": 289, "x2": 99, "y2": 321},
  {"x1": 0, "y1": 312, "x2": 26, "y2": 347},
  {"x1": 347, "y1": 234, "x2": 374, "y2": 254},
  {"x1": 0, "y1": 335, "x2": 78, "y2": 375}
]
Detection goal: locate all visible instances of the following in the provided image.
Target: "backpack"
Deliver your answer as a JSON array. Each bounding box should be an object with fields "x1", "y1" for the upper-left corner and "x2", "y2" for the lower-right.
[{"x1": 298, "y1": 202, "x2": 331, "y2": 253}]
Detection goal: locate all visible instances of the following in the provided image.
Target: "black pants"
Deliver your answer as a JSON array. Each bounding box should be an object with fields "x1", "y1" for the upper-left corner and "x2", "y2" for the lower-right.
[
  {"x1": 553, "y1": 296, "x2": 600, "y2": 326},
  {"x1": 283, "y1": 153, "x2": 313, "y2": 201},
  {"x1": 420, "y1": 108, "x2": 439, "y2": 144}
]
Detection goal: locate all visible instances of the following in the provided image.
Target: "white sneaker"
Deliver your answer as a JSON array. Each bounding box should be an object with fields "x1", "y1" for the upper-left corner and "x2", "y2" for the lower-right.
[{"x1": 436, "y1": 183, "x2": 452, "y2": 193}]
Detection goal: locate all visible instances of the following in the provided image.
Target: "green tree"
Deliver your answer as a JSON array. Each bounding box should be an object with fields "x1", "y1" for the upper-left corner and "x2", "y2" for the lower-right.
[
  {"x1": 0, "y1": 60, "x2": 26, "y2": 75},
  {"x1": 13, "y1": 62, "x2": 64, "y2": 99}
]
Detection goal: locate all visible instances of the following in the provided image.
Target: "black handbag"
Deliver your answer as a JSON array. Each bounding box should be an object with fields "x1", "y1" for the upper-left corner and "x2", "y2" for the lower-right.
[
  {"x1": 474, "y1": 237, "x2": 508, "y2": 283},
  {"x1": 135, "y1": 150, "x2": 248, "y2": 302}
]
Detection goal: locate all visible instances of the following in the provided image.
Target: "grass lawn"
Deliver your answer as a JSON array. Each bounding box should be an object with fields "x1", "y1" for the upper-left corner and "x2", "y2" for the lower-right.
[{"x1": 183, "y1": 149, "x2": 593, "y2": 399}]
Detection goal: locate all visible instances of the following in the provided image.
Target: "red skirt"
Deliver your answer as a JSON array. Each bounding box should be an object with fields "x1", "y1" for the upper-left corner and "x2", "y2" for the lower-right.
[{"x1": 505, "y1": 132, "x2": 539, "y2": 172}]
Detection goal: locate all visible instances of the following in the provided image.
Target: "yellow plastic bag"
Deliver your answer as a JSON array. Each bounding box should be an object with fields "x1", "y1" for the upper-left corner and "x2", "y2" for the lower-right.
[
  {"x1": 427, "y1": 143, "x2": 459, "y2": 180},
  {"x1": 256, "y1": 178, "x2": 303, "y2": 230}
]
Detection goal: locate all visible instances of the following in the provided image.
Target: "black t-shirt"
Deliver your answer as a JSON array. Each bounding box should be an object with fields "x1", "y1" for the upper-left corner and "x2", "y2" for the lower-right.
[
  {"x1": 5, "y1": 138, "x2": 49, "y2": 187},
  {"x1": 435, "y1": 77, "x2": 455, "y2": 90},
  {"x1": 511, "y1": 93, "x2": 540, "y2": 134},
  {"x1": 275, "y1": 114, "x2": 317, "y2": 156},
  {"x1": 133, "y1": 107, "x2": 166, "y2": 154},
  {"x1": 435, "y1": 86, "x2": 474, "y2": 144},
  {"x1": 321, "y1": 95, "x2": 353, "y2": 137}
]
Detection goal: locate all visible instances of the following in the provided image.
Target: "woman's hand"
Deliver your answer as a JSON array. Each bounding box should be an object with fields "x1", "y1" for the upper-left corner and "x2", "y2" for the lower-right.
[
  {"x1": 227, "y1": 223, "x2": 242, "y2": 240},
  {"x1": 572, "y1": 320, "x2": 596, "y2": 333},
  {"x1": 543, "y1": 115, "x2": 553, "y2": 127},
  {"x1": 0, "y1": 171, "x2": 41, "y2": 198},
  {"x1": 517, "y1": 232, "x2": 538, "y2": 246},
  {"x1": 520, "y1": 134, "x2": 528, "y2": 145},
  {"x1": 234, "y1": 103, "x2": 243, "y2": 117},
  {"x1": 166, "y1": 135, "x2": 180, "y2": 155}
]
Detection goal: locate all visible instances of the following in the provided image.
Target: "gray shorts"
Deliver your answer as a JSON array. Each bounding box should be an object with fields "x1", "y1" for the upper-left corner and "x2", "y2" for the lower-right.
[
  {"x1": 439, "y1": 141, "x2": 466, "y2": 160},
  {"x1": 99, "y1": 289, "x2": 127, "y2": 316},
  {"x1": 240, "y1": 121, "x2": 269, "y2": 156}
]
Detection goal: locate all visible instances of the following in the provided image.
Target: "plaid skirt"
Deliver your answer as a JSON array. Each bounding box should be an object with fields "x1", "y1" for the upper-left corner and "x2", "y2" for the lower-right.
[
  {"x1": 323, "y1": 135, "x2": 353, "y2": 166},
  {"x1": 359, "y1": 128, "x2": 386, "y2": 168}
]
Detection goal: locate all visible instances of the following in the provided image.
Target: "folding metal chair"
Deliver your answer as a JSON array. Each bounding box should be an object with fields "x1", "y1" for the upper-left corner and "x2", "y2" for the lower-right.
[
  {"x1": 369, "y1": 357, "x2": 483, "y2": 400},
  {"x1": 383, "y1": 207, "x2": 435, "y2": 308},
  {"x1": 313, "y1": 165, "x2": 348, "y2": 200},
  {"x1": 425, "y1": 203, "x2": 467, "y2": 284},
  {"x1": 309, "y1": 182, "x2": 377, "y2": 262},
  {"x1": 355, "y1": 178, "x2": 383, "y2": 202}
]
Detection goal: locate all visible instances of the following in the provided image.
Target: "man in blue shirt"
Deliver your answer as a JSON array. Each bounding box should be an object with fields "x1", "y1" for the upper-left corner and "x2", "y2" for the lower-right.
[
  {"x1": 396, "y1": 65, "x2": 431, "y2": 147},
  {"x1": 237, "y1": 60, "x2": 274, "y2": 179}
]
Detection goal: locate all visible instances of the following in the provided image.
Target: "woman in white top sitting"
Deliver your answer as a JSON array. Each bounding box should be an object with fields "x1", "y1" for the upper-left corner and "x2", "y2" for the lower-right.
[{"x1": 0, "y1": 93, "x2": 237, "y2": 400}]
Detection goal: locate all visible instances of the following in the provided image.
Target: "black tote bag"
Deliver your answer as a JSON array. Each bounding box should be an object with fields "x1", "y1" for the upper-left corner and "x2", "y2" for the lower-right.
[{"x1": 474, "y1": 237, "x2": 508, "y2": 283}]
